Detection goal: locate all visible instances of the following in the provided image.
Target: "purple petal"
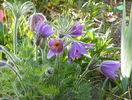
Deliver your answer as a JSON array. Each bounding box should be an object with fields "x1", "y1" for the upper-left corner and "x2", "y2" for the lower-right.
[
  {"x1": 35, "y1": 21, "x2": 44, "y2": 33},
  {"x1": 100, "y1": 60, "x2": 120, "y2": 79},
  {"x1": 71, "y1": 30, "x2": 83, "y2": 36},
  {"x1": 48, "y1": 40, "x2": 54, "y2": 47},
  {"x1": 101, "y1": 69, "x2": 118, "y2": 79},
  {"x1": 80, "y1": 42, "x2": 95, "y2": 49},
  {"x1": 48, "y1": 39, "x2": 64, "y2": 55},
  {"x1": 68, "y1": 45, "x2": 76, "y2": 61},
  {"x1": 75, "y1": 50, "x2": 81, "y2": 58},
  {"x1": 35, "y1": 22, "x2": 54, "y2": 38},
  {"x1": 28, "y1": 13, "x2": 46, "y2": 32},
  {"x1": 47, "y1": 49, "x2": 55, "y2": 59},
  {"x1": 43, "y1": 32, "x2": 54, "y2": 38},
  {"x1": 70, "y1": 22, "x2": 84, "y2": 36},
  {"x1": 56, "y1": 46, "x2": 64, "y2": 54},
  {"x1": 101, "y1": 61, "x2": 120, "y2": 72},
  {"x1": 74, "y1": 42, "x2": 87, "y2": 54}
]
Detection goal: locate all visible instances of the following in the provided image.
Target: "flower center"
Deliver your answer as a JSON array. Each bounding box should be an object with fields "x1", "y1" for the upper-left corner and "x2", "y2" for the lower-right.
[{"x1": 53, "y1": 40, "x2": 62, "y2": 50}]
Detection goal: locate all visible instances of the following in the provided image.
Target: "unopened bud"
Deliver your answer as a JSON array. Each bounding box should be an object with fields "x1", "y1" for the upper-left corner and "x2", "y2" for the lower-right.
[{"x1": 44, "y1": 67, "x2": 54, "y2": 76}]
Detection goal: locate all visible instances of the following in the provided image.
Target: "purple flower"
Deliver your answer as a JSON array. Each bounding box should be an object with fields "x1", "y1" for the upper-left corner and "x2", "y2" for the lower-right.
[
  {"x1": 47, "y1": 39, "x2": 64, "y2": 59},
  {"x1": 68, "y1": 42, "x2": 94, "y2": 63},
  {"x1": 70, "y1": 22, "x2": 84, "y2": 36},
  {"x1": 35, "y1": 21, "x2": 54, "y2": 38},
  {"x1": 27, "y1": 13, "x2": 46, "y2": 32},
  {"x1": 100, "y1": 61, "x2": 120, "y2": 79}
]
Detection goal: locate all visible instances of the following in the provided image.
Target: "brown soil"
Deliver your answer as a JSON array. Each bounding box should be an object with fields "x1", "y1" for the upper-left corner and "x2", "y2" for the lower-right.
[{"x1": 99, "y1": 0, "x2": 132, "y2": 47}]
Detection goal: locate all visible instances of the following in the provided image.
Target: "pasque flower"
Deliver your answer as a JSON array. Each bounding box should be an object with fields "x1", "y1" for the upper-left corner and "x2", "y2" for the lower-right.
[
  {"x1": 0, "y1": 10, "x2": 4, "y2": 22},
  {"x1": 70, "y1": 22, "x2": 84, "y2": 36},
  {"x1": 68, "y1": 42, "x2": 94, "y2": 63},
  {"x1": 47, "y1": 39, "x2": 64, "y2": 59},
  {"x1": 27, "y1": 13, "x2": 46, "y2": 32},
  {"x1": 100, "y1": 61, "x2": 120, "y2": 79},
  {"x1": 35, "y1": 21, "x2": 54, "y2": 38}
]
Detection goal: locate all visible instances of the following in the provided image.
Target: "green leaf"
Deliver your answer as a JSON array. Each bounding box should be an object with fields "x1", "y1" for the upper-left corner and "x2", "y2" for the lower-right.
[
  {"x1": 116, "y1": 5, "x2": 124, "y2": 11},
  {"x1": 121, "y1": 0, "x2": 132, "y2": 92}
]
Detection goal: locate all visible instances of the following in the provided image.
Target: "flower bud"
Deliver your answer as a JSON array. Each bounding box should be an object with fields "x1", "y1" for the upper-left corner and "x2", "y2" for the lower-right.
[
  {"x1": 39, "y1": 38, "x2": 46, "y2": 49},
  {"x1": 44, "y1": 67, "x2": 54, "y2": 76}
]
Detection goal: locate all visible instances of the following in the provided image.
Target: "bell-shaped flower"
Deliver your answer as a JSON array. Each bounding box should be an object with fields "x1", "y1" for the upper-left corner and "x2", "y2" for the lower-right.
[
  {"x1": 47, "y1": 38, "x2": 64, "y2": 59},
  {"x1": 100, "y1": 61, "x2": 120, "y2": 79},
  {"x1": 35, "y1": 21, "x2": 54, "y2": 38},
  {"x1": 70, "y1": 22, "x2": 84, "y2": 36},
  {"x1": 68, "y1": 41, "x2": 94, "y2": 63},
  {"x1": 27, "y1": 13, "x2": 46, "y2": 32}
]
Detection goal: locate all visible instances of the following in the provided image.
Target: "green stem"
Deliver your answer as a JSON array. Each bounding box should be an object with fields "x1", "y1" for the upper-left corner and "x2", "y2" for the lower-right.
[
  {"x1": 55, "y1": 55, "x2": 60, "y2": 86},
  {"x1": 41, "y1": 48, "x2": 44, "y2": 63},
  {"x1": 43, "y1": 43, "x2": 47, "y2": 63},
  {"x1": 55, "y1": 55, "x2": 60, "y2": 69},
  {"x1": 76, "y1": 56, "x2": 99, "y2": 85},
  {"x1": 8, "y1": 64, "x2": 22, "y2": 81},
  {"x1": 76, "y1": 68, "x2": 96, "y2": 85},
  {"x1": 35, "y1": 44, "x2": 38, "y2": 60},
  {"x1": 1, "y1": 46, "x2": 20, "y2": 71},
  {"x1": 8, "y1": 64, "x2": 27, "y2": 96},
  {"x1": 13, "y1": 18, "x2": 18, "y2": 54}
]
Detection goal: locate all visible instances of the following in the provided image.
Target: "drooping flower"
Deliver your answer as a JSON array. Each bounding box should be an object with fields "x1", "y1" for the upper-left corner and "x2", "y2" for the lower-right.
[
  {"x1": 0, "y1": 10, "x2": 4, "y2": 22},
  {"x1": 100, "y1": 61, "x2": 120, "y2": 79},
  {"x1": 35, "y1": 21, "x2": 54, "y2": 38},
  {"x1": 47, "y1": 39, "x2": 64, "y2": 59},
  {"x1": 68, "y1": 42, "x2": 94, "y2": 63},
  {"x1": 27, "y1": 13, "x2": 46, "y2": 32},
  {"x1": 70, "y1": 22, "x2": 84, "y2": 36}
]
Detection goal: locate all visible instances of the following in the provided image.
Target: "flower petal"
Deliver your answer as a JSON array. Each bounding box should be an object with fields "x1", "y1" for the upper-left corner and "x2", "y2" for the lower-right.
[
  {"x1": 48, "y1": 39, "x2": 54, "y2": 47},
  {"x1": 74, "y1": 42, "x2": 87, "y2": 54},
  {"x1": 100, "y1": 60, "x2": 120, "y2": 79},
  {"x1": 101, "y1": 69, "x2": 118, "y2": 79},
  {"x1": 27, "y1": 13, "x2": 46, "y2": 32},
  {"x1": 47, "y1": 49, "x2": 55, "y2": 59},
  {"x1": 70, "y1": 22, "x2": 84, "y2": 36},
  {"x1": 80, "y1": 42, "x2": 95, "y2": 49},
  {"x1": 68, "y1": 45, "x2": 76, "y2": 61},
  {"x1": 101, "y1": 61, "x2": 120, "y2": 72}
]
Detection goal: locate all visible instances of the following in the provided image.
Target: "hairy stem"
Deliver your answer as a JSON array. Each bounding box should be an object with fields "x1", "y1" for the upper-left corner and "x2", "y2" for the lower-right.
[
  {"x1": 1, "y1": 46, "x2": 20, "y2": 71},
  {"x1": 41, "y1": 48, "x2": 44, "y2": 63},
  {"x1": 76, "y1": 57, "x2": 98, "y2": 85},
  {"x1": 13, "y1": 18, "x2": 18, "y2": 54},
  {"x1": 8, "y1": 64, "x2": 27, "y2": 97}
]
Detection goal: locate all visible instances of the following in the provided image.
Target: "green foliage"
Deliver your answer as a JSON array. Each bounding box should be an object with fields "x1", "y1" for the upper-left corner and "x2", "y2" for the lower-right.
[
  {"x1": 0, "y1": 0, "x2": 125, "y2": 100},
  {"x1": 121, "y1": 0, "x2": 132, "y2": 93}
]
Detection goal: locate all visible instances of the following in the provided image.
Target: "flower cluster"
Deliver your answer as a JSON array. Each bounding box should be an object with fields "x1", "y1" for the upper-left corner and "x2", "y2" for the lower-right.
[
  {"x1": 27, "y1": 13, "x2": 54, "y2": 37},
  {"x1": 27, "y1": 13, "x2": 120, "y2": 79},
  {"x1": 46, "y1": 22, "x2": 95, "y2": 62}
]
